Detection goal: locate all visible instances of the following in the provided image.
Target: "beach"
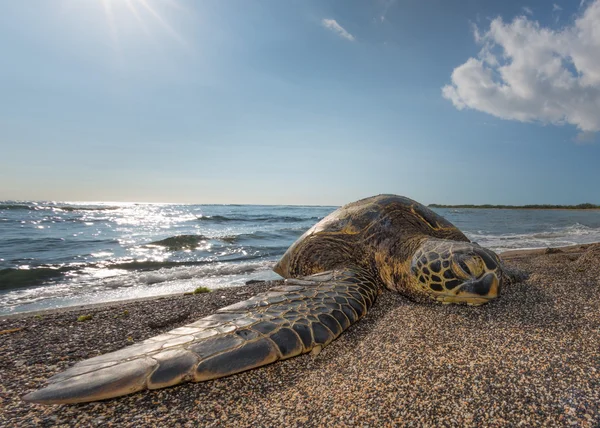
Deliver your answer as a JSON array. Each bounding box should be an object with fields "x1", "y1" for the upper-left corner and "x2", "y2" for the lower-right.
[
  {"x1": 1, "y1": 244, "x2": 599, "y2": 427},
  {"x1": 3, "y1": 0, "x2": 600, "y2": 425}
]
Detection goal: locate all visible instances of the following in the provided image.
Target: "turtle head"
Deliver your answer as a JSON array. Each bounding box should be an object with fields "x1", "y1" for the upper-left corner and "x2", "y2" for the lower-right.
[{"x1": 410, "y1": 239, "x2": 502, "y2": 305}]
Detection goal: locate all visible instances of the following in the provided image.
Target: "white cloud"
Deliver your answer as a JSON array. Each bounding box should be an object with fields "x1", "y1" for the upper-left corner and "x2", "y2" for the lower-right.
[
  {"x1": 522, "y1": 6, "x2": 534, "y2": 15},
  {"x1": 321, "y1": 19, "x2": 355, "y2": 41},
  {"x1": 553, "y1": 3, "x2": 563, "y2": 12},
  {"x1": 442, "y1": 0, "x2": 600, "y2": 134}
]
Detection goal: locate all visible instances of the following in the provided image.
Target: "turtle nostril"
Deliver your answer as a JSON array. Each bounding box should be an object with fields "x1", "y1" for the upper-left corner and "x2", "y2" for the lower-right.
[{"x1": 475, "y1": 248, "x2": 498, "y2": 271}]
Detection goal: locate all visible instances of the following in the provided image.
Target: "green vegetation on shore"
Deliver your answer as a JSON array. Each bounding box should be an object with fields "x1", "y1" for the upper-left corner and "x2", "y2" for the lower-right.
[{"x1": 429, "y1": 203, "x2": 600, "y2": 210}]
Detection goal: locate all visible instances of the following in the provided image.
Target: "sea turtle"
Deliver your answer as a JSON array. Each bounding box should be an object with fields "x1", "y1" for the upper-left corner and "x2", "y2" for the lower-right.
[{"x1": 24, "y1": 195, "x2": 507, "y2": 404}]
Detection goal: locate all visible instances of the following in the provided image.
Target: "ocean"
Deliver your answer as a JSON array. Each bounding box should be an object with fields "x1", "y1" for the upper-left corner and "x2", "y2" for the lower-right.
[{"x1": 1, "y1": 201, "x2": 600, "y2": 315}]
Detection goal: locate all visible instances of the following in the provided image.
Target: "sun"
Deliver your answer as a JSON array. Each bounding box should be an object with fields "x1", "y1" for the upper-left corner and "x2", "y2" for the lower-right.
[{"x1": 96, "y1": 0, "x2": 187, "y2": 47}]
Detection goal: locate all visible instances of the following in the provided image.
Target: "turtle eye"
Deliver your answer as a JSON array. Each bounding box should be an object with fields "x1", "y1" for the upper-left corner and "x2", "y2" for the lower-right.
[
  {"x1": 452, "y1": 255, "x2": 483, "y2": 279},
  {"x1": 452, "y1": 259, "x2": 470, "y2": 279}
]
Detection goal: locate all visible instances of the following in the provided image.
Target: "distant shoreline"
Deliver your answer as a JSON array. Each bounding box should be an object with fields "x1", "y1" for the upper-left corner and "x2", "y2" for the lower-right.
[{"x1": 429, "y1": 203, "x2": 600, "y2": 210}]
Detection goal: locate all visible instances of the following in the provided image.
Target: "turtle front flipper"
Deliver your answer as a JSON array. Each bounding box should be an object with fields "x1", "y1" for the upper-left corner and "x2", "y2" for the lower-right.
[{"x1": 22, "y1": 269, "x2": 378, "y2": 405}]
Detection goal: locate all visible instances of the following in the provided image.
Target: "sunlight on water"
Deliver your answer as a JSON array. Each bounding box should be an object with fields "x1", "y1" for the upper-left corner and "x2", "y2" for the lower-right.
[
  {"x1": 0, "y1": 202, "x2": 330, "y2": 314},
  {"x1": 1, "y1": 202, "x2": 599, "y2": 315}
]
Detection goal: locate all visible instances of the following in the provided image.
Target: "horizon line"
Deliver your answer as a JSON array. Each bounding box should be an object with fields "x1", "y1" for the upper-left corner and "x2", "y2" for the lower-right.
[{"x1": 1, "y1": 199, "x2": 599, "y2": 208}]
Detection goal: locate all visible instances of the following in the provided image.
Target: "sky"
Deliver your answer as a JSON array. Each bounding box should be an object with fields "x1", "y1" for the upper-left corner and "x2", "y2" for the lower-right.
[{"x1": 1, "y1": 0, "x2": 599, "y2": 206}]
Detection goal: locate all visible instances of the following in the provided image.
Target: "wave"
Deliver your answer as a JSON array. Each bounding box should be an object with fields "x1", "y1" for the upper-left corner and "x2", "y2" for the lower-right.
[
  {"x1": 4, "y1": 237, "x2": 116, "y2": 246},
  {"x1": 214, "y1": 229, "x2": 304, "y2": 244},
  {"x1": 134, "y1": 260, "x2": 276, "y2": 286},
  {"x1": 145, "y1": 232, "x2": 299, "y2": 249},
  {"x1": 195, "y1": 215, "x2": 321, "y2": 223},
  {"x1": 109, "y1": 260, "x2": 208, "y2": 271},
  {"x1": 0, "y1": 203, "x2": 119, "y2": 212},
  {"x1": 470, "y1": 223, "x2": 600, "y2": 241},
  {"x1": 106, "y1": 253, "x2": 273, "y2": 271},
  {"x1": 0, "y1": 255, "x2": 278, "y2": 292},
  {"x1": 50, "y1": 205, "x2": 120, "y2": 212},
  {"x1": 468, "y1": 223, "x2": 600, "y2": 252},
  {"x1": 146, "y1": 235, "x2": 209, "y2": 250},
  {"x1": 0, "y1": 203, "x2": 38, "y2": 211},
  {"x1": 0, "y1": 266, "x2": 72, "y2": 290}
]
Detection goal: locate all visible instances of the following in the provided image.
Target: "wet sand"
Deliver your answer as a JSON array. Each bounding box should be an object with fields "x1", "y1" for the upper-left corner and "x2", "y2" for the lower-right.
[{"x1": 1, "y1": 244, "x2": 599, "y2": 427}]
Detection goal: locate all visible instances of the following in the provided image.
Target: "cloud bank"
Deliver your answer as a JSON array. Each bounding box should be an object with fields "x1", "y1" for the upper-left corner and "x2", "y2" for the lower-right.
[
  {"x1": 321, "y1": 19, "x2": 355, "y2": 41},
  {"x1": 443, "y1": 0, "x2": 600, "y2": 135}
]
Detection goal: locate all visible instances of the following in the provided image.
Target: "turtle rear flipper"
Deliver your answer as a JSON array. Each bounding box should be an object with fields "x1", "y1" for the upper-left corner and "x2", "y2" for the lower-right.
[{"x1": 22, "y1": 270, "x2": 378, "y2": 404}]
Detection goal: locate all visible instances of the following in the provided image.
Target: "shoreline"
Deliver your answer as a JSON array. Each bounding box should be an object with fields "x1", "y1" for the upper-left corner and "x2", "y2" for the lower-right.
[
  {"x1": 2, "y1": 243, "x2": 598, "y2": 321},
  {"x1": 0, "y1": 293, "x2": 208, "y2": 321},
  {"x1": 499, "y1": 242, "x2": 597, "y2": 257},
  {"x1": 1, "y1": 245, "x2": 599, "y2": 425},
  {"x1": 430, "y1": 206, "x2": 600, "y2": 211}
]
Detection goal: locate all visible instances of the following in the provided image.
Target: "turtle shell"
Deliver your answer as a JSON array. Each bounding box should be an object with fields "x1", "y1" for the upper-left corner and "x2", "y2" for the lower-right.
[{"x1": 274, "y1": 194, "x2": 469, "y2": 278}]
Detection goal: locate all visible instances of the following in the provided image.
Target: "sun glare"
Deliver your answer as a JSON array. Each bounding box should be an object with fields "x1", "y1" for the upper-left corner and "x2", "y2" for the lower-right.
[{"x1": 91, "y1": 0, "x2": 187, "y2": 47}]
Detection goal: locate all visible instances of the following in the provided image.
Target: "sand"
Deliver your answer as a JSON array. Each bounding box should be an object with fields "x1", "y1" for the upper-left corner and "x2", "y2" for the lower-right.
[{"x1": 1, "y1": 244, "x2": 599, "y2": 427}]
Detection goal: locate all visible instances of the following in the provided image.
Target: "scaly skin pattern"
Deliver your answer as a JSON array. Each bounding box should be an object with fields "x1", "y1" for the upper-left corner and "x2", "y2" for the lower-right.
[
  {"x1": 23, "y1": 269, "x2": 379, "y2": 404},
  {"x1": 410, "y1": 239, "x2": 502, "y2": 305},
  {"x1": 23, "y1": 195, "x2": 504, "y2": 404}
]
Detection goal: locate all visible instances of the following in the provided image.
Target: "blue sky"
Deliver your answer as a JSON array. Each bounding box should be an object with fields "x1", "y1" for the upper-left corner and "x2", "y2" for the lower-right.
[{"x1": 1, "y1": 0, "x2": 599, "y2": 205}]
